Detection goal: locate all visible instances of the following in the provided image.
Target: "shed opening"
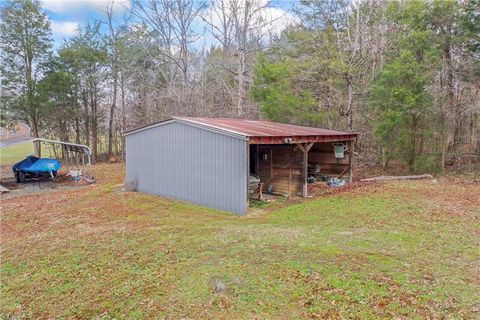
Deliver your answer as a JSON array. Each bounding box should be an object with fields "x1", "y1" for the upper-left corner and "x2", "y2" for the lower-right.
[{"x1": 249, "y1": 141, "x2": 354, "y2": 198}]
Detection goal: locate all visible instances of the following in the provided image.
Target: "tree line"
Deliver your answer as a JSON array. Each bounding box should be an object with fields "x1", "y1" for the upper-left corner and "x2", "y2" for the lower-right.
[{"x1": 1, "y1": 0, "x2": 479, "y2": 173}]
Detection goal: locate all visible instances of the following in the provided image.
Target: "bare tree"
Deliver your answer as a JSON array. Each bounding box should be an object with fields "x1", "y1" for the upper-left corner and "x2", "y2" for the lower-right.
[
  {"x1": 103, "y1": 1, "x2": 125, "y2": 156},
  {"x1": 131, "y1": 0, "x2": 204, "y2": 87},
  {"x1": 205, "y1": 0, "x2": 287, "y2": 116}
]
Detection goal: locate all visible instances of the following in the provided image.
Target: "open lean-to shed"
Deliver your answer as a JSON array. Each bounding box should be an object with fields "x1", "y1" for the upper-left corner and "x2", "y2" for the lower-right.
[{"x1": 124, "y1": 117, "x2": 358, "y2": 215}]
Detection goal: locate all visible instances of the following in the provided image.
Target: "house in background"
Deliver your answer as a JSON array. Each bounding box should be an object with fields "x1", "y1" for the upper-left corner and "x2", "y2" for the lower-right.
[
  {"x1": 124, "y1": 117, "x2": 358, "y2": 215},
  {"x1": 0, "y1": 123, "x2": 31, "y2": 147}
]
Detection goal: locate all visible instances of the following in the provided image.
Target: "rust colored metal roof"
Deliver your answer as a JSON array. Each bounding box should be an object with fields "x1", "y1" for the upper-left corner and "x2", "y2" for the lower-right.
[
  {"x1": 125, "y1": 117, "x2": 358, "y2": 144},
  {"x1": 176, "y1": 117, "x2": 357, "y2": 144}
]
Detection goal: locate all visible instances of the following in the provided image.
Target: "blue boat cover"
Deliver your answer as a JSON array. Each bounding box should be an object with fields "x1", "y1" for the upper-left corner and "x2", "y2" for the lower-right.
[{"x1": 13, "y1": 156, "x2": 61, "y2": 173}]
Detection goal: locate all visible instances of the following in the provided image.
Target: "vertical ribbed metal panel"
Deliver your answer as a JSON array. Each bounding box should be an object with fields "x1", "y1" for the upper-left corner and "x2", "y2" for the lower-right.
[{"x1": 125, "y1": 121, "x2": 248, "y2": 214}]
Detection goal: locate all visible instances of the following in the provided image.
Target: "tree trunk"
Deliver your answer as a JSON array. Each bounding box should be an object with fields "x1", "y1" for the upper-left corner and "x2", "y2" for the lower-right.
[
  {"x1": 31, "y1": 117, "x2": 41, "y2": 158},
  {"x1": 444, "y1": 44, "x2": 459, "y2": 150},
  {"x1": 381, "y1": 147, "x2": 389, "y2": 168},
  {"x1": 409, "y1": 114, "x2": 418, "y2": 171},
  {"x1": 121, "y1": 71, "x2": 126, "y2": 161},
  {"x1": 90, "y1": 83, "x2": 98, "y2": 162},
  {"x1": 236, "y1": 1, "x2": 249, "y2": 117},
  {"x1": 59, "y1": 119, "x2": 68, "y2": 142},
  {"x1": 107, "y1": 69, "x2": 118, "y2": 156},
  {"x1": 361, "y1": 174, "x2": 434, "y2": 182},
  {"x1": 83, "y1": 90, "x2": 90, "y2": 146},
  {"x1": 440, "y1": 106, "x2": 447, "y2": 174},
  {"x1": 26, "y1": 43, "x2": 40, "y2": 157},
  {"x1": 345, "y1": 74, "x2": 353, "y2": 131},
  {"x1": 472, "y1": 112, "x2": 478, "y2": 153},
  {"x1": 75, "y1": 116, "x2": 81, "y2": 144},
  {"x1": 121, "y1": 72, "x2": 126, "y2": 131},
  {"x1": 237, "y1": 49, "x2": 246, "y2": 116}
]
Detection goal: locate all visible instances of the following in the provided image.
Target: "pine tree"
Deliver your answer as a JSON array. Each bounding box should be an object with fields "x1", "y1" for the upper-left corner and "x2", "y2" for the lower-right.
[
  {"x1": 370, "y1": 51, "x2": 433, "y2": 171},
  {"x1": 0, "y1": 0, "x2": 53, "y2": 153}
]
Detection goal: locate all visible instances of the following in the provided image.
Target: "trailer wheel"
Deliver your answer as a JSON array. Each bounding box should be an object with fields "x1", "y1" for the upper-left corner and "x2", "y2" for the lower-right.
[
  {"x1": 18, "y1": 171, "x2": 26, "y2": 183},
  {"x1": 15, "y1": 172, "x2": 20, "y2": 183}
]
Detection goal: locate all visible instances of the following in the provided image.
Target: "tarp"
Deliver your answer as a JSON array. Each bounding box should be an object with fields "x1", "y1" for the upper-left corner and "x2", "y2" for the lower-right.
[{"x1": 13, "y1": 156, "x2": 61, "y2": 173}]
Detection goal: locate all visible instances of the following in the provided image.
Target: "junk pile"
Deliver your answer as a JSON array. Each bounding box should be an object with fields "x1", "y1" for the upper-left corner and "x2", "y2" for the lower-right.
[
  {"x1": 326, "y1": 177, "x2": 346, "y2": 188},
  {"x1": 307, "y1": 164, "x2": 346, "y2": 188},
  {"x1": 249, "y1": 174, "x2": 263, "y2": 200}
]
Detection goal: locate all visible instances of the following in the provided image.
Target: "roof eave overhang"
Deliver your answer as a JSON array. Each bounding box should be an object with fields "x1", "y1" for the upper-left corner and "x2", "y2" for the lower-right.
[{"x1": 248, "y1": 134, "x2": 358, "y2": 144}]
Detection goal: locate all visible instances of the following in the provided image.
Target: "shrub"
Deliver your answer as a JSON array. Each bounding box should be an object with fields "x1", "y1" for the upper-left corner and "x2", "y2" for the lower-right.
[{"x1": 414, "y1": 155, "x2": 441, "y2": 174}]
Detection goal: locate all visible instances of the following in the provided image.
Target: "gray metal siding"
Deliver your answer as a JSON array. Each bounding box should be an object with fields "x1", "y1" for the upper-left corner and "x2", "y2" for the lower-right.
[{"x1": 126, "y1": 121, "x2": 248, "y2": 214}]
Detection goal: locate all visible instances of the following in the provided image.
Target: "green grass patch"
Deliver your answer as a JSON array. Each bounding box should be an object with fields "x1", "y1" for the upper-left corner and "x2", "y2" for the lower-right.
[
  {"x1": 0, "y1": 142, "x2": 33, "y2": 165},
  {"x1": 1, "y1": 178, "x2": 479, "y2": 318}
]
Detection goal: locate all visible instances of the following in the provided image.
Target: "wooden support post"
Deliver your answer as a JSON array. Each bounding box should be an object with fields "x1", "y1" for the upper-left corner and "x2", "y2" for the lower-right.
[
  {"x1": 298, "y1": 142, "x2": 314, "y2": 198},
  {"x1": 348, "y1": 140, "x2": 354, "y2": 183},
  {"x1": 288, "y1": 167, "x2": 292, "y2": 196},
  {"x1": 269, "y1": 149, "x2": 273, "y2": 179},
  {"x1": 33, "y1": 140, "x2": 41, "y2": 158},
  {"x1": 255, "y1": 144, "x2": 259, "y2": 174}
]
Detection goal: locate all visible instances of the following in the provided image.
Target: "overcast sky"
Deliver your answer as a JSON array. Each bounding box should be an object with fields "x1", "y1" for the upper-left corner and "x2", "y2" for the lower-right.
[{"x1": 41, "y1": 0, "x2": 298, "y2": 48}]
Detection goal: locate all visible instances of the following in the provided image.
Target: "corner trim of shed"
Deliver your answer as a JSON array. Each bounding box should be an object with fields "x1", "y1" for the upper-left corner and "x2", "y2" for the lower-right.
[{"x1": 123, "y1": 119, "x2": 176, "y2": 136}]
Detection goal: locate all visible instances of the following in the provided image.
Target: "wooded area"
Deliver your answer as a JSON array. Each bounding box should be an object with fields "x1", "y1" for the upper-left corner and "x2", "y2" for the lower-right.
[{"x1": 1, "y1": 0, "x2": 479, "y2": 173}]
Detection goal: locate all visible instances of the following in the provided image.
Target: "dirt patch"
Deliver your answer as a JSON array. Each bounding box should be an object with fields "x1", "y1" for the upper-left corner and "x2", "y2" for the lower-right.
[
  {"x1": 0, "y1": 162, "x2": 122, "y2": 199},
  {"x1": 0, "y1": 170, "x2": 88, "y2": 199}
]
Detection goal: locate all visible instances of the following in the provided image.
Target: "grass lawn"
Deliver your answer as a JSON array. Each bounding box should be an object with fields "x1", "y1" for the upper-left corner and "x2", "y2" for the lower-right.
[
  {"x1": 0, "y1": 143, "x2": 33, "y2": 166},
  {"x1": 1, "y1": 163, "x2": 479, "y2": 319}
]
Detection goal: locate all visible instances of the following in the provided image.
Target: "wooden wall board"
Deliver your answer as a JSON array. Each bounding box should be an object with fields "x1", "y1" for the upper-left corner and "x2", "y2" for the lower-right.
[{"x1": 254, "y1": 142, "x2": 352, "y2": 196}]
